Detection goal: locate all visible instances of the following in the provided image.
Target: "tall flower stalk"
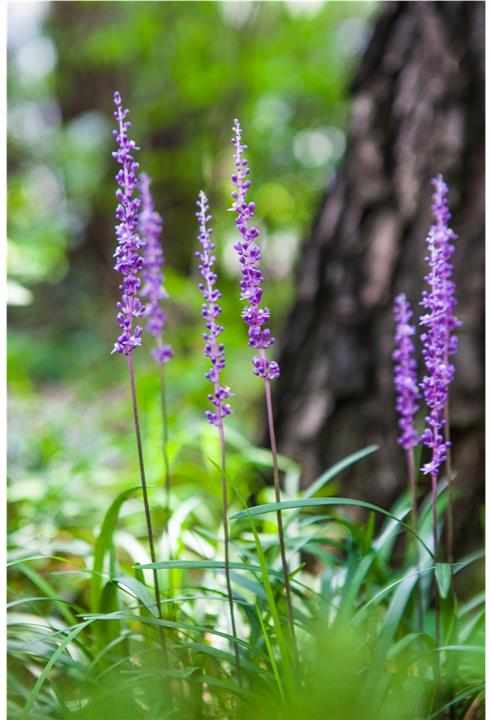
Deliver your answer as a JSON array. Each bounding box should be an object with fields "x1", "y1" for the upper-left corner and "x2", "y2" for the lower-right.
[
  {"x1": 196, "y1": 191, "x2": 240, "y2": 676},
  {"x1": 230, "y1": 119, "x2": 296, "y2": 651},
  {"x1": 393, "y1": 293, "x2": 420, "y2": 529},
  {"x1": 111, "y1": 92, "x2": 169, "y2": 665},
  {"x1": 420, "y1": 175, "x2": 460, "y2": 562},
  {"x1": 424, "y1": 175, "x2": 460, "y2": 564},
  {"x1": 419, "y1": 174, "x2": 460, "y2": 676},
  {"x1": 393, "y1": 292, "x2": 422, "y2": 628},
  {"x1": 139, "y1": 172, "x2": 174, "y2": 553}
]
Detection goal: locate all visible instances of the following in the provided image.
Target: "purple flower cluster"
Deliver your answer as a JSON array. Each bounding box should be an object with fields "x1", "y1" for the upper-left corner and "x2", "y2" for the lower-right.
[
  {"x1": 393, "y1": 293, "x2": 420, "y2": 450},
  {"x1": 196, "y1": 191, "x2": 232, "y2": 426},
  {"x1": 419, "y1": 174, "x2": 460, "y2": 476},
  {"x1": 112, "y1": 91, "x2": 145, "y2": 355},
  {"x1": 231, "y1": 119, "x2": 279, "y2": 381},
  {"x1": 139, "y1": 172, "x2": 174, "y2": 365}
]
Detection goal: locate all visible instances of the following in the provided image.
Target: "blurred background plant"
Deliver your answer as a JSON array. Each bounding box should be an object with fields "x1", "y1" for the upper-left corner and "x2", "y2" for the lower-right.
[{"x1": 8, "y1": 0, "x2": 375, "y2": 380}]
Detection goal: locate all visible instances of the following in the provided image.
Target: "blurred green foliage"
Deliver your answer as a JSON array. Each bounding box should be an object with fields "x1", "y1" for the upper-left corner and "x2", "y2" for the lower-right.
[{"x1": 8, "y1": 1, "x2": 377, "y2": 392}]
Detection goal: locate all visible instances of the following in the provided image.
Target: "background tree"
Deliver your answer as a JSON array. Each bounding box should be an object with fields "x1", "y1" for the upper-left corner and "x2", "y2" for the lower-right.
[{"x1": 272, "y1": 0, "x2": 484, "y2": 553}]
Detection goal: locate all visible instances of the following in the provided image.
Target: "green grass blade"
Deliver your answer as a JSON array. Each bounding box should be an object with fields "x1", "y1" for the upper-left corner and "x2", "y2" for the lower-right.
[
  {"x1": 192, "y1": 674, "x2": 249, "y2": 698},
  {"x1": 113, "y1": 575, "x2": 159, "y2": 617},
  {"x1": 353, "y1": 566, "x2": 434, "y2": 621},
  {"x1": 13, "y1": 563, "x2": 78, "y2": 627},
  {"x1": 19, "y1": 620, "x2": 93, "y2": 720},
  {"x1": 458, "y1": 592, "x2": 485, "y2": 618},
  {"x1": 90, "y1": 486, "x2": 140, "y2": 613},
  {"x1": 136, "y1": 559, "x2": 284, "y2": 580},
  {"x1": 256, "y1": 606, "x2": 286, "y2": 705},
  {"x1": 435, "y1": 562, "x2": 452, "y2": 599},
  {"x1": 178, "y1": 641, "x2": 268, "y2": 677},
  {"x1": 427, "y1": 683, "x2": 484, "y2": 719},
  {"x1": 363, "y1": 572, "x2": 418, "y2": 705},
  {"x1": 248, "y1": 517, "x2": 296, "y2": 698},
  {"x1": 80, "y1": 612, "x2": 259, "y2": 654},
  {"x1": 285, "y1": 445, "x2": 378, "y2": 529},
  {"x1": 232, "y1": 497, "x2": 433, "y2": 557},
  {"x1": 335, "y1": 550, "x2": 376, "y2": 626}
]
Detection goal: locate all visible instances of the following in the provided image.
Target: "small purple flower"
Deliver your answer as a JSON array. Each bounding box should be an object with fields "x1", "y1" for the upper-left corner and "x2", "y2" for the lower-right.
[
  {"x1": 230, "y1": 119, "x2": 280, "y2": 382},
  {"x1": 393, "y1": 293, "x2": 420, "y2": 450},
  {"x1": 196, "y1": 191, "x2": 232, "y2": 426},
  {"x1": 139, "y1": 172, "x2": 173, "y2": 365},
  {"x1": 111, "y1": 91, "x2": 145, "y2": 356},
  {"x1": 419, "y1": 174, "x2": 461, "y2": 476}
]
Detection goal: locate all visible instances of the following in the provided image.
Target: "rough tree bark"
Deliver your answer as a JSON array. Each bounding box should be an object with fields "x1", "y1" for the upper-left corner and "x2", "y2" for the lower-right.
[{"x1": 273, "y1": 1, "x2": 484, "y2": 550}]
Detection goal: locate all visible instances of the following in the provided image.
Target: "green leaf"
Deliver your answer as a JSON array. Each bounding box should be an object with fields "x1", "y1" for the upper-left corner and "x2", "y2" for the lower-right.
[
  {"x1": 427, "y1": 683, "x2": 484, "y2": 720},
  {"x1": 229, "y1": 572, "x2": 268, "y2": 600},
  {"x1": 435, "y1": 562, "x2": 452, "y2": 599},
  {"x1": 438, "y1": 645, "x2": 484, "y2": 654},
  {"x1": 192, "y1": 673, "x2": 249, "y2": 698},
  {"x1": 248, "y1": 518, "x2": 296, "y2": 698},
  {"x1": 231, "y1": 497, "x2": 432, "y2": 558},
  {"x1": 90, "y1": 486, "x2": 140, "y2": 613},
  {"x1": 7, "y1": 596, "x2": 83, "y2": 612},
  {"x1": 113, "y1": 575, "x2": 159, "y2": 617},
  {"x1": 121, "y1": 667, "x2": 198, "y2": 680},
  {"x1": 453, "y1": 548, "x2": 485, "y2": 574},
  {"x1": 81, "y1": 612, "x2": 257, "y2": 653},
  {"x1": 354, "y1": 565, "x2": 434, "y2": 621},
  {"x1": 177, "y1": 641, "x2": 268, "y2": 677},
  {"x1": 387, "y1": 632, "x2": 433, "y2": 660},
  {"x1": 285, "y1": 444, "x2": 379, "y2": 528},
  {"x1": 98, "y1": 581, "x2": 121, "y2": 650},
  {"x1": 87, "y1": 631, "x2": 143, "y2": 673},
  {"x1": 19, "y1": 620, "x2": 94, "y2": 720},
  {"x1": 14, "y1": 563, "x2": 78, "y2": 627},
  {"x1": 362, "y1": 572, "x2": 419, "y2": 707},
  {"x1": 335, "y1": 550, "x2": 377, "y2": 626},
  {"x1": 256, "y1": 606, "x2": 286, "y2": 704},
  {"x1": 362, "y1": 511, "x2": 376, "y2": 554},
  {"x1": 304, "y1": 445, "x2": 378, "y2": 501},
  {"x1": 374, "y1": 497, "x2": 412, "y2": 562},
  {"x1": 136, "y1": 559, "x2": 284, "y2": 579},
  {"x1": 458, "y1": 592, "x2": 485, "y2": 618},
  {"x1": 8, "y1": 554, "x2": 57, "y2": 567}
]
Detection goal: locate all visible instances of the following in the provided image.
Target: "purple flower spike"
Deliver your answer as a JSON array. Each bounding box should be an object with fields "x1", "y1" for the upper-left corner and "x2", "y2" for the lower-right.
[
  {"x1": 231, "y1": 119, "x2": 280, "y2": 382},
  {"x1": 196, "y1": 191, "x2": 232, "y2": 427},
  {"x1": 139, "y1": 172, "x2": 173, "y2": 365},
  {"x1": 111, "y1": 91, "x2": 145, "y2": 356},
  {"x1": 393, "y1": 293, "x2": 420, "y2": 450},
  {"x1": 419, "y1": 174, "x2": 461, "y2": 476}
]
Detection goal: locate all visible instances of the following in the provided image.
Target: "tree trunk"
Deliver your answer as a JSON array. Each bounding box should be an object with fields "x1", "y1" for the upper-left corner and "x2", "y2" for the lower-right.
[{"x1": 272, "y1": 1, "x2": 484, "y2": 551}]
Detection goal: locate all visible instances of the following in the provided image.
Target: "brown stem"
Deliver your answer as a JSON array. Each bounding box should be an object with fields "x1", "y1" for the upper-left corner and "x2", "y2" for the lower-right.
[
  {"x1": 406, "y1": 449, "x2": 418, "y2": 535},
  {"x1": 263, "y1": 375, "x2": 297, "y2": 655},
  {"x1": 218, "y1": 422, "x2": 241, "y2": 679},
  {"x1": 406, "y1": 449, "x2": 423, "y2": 632},
  {"x1": 431, "y1": 471, "x2": 441, "y2": 702},
  {"x1": 159, "y1": 363, "x2": 172, "y2": 559},
  {"x1": 444, "y1": 401, "x2": 454, "y2": 563},
  {"x1": 127, "y1": 354, "x2": 170, "y2": 668}
]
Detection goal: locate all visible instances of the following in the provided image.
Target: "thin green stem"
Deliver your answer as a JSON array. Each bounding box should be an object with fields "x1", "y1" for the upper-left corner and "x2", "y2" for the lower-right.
[
  {"x1": 444, "y1": 401, "x2": 454, "y2": 563},
  {"x1": 127, "y1": 354, "x2": 170, "y2": 669},
  {"x1": 218, "y1": 422, "x2": 241, "y2": 679},
  {"x1": 263, "y1": 375, "x2": 298, "y2": 657},
  {"x1": 406, "y1": 448, "x2": 423, "y2": 632}
]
